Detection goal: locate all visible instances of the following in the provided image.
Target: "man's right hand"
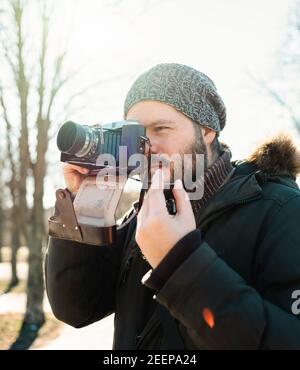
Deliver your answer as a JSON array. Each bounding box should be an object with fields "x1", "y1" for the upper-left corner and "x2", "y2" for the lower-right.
[{"x1": 63, "y1": 163, "x2": 90, "y2": 193}]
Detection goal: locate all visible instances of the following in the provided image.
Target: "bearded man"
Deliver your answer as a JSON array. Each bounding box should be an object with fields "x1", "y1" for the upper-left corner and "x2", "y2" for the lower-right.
[{"x1": 45, "y1": 63, "x2": 300, "y2": 350}]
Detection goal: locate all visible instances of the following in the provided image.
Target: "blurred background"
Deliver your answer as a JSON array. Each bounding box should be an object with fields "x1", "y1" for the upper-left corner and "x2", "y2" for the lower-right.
[{"x1": 0, "y1": 0, "x2": 299, "y2": 350}]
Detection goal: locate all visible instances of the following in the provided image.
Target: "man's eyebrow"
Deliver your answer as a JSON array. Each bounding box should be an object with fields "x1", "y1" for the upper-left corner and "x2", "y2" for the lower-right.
[{"x1": 147, "y1": 119, "x2": 176, "y2": 127}]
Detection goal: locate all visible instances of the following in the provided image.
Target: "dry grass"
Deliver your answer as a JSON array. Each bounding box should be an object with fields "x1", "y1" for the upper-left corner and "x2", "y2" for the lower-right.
[
  {"x1": 0, "y1": 280, "x2": 26, "y2": 294},
  {"x1": 0, "y1": 313, "x2": 62, "y2": 350}
]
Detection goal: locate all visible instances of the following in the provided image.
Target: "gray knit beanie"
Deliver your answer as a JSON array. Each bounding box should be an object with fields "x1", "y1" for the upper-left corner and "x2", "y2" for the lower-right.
[{"x1": 124, "y1": 63, "x2": 226, "y2": 133}]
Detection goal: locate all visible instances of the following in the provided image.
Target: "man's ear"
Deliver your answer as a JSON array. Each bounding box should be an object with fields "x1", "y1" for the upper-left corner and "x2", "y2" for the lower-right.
[{"x1": 201, "y1": 127, "x2": 216, "y2": 145}]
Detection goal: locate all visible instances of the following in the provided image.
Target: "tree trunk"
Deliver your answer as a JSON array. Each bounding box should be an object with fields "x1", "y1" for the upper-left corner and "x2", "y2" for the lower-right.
[
  {"x1": 0, "y1": 181, "x2": 4, "y2": 263},
  {"x1": 10, "y1": 215, "x2": 20, "y2": 287},
  {"x1": 24, "y1": 132, "x2": 47, "y2": 325},
  {"x1": 24, "y1": 226, "x2": 45, "y2": 324},
  {"x1": 0, "y1": 206, "x2": 3, "y2": 263},
  {"x1": 24, "y1": 179, "x2": 46, "y2": 323}
]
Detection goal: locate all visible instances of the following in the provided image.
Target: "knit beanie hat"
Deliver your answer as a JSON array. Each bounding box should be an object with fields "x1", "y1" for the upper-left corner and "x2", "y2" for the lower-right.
[{"x1": 124, "y1": 63, "x2": 226, "y2": 133}]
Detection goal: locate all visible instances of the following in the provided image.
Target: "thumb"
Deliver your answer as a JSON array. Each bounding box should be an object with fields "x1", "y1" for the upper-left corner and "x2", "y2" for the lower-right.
[{"x1": 76, "y1": 166, "x2": 90, "y2": 175}]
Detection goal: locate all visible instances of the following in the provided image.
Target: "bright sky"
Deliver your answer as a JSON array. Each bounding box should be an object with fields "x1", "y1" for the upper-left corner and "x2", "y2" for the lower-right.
[{"x1": 1, "y1": 0, "x2": 298, "y2": 207}]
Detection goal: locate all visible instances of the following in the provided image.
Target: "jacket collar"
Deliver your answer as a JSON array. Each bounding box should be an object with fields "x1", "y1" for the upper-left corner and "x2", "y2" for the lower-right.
[
  {"x1": 196, "y1": 162, "x2": 263, "y2": 230},
  {"x1": 197, "y1": 162, "x2": 299, "y2": 231}
]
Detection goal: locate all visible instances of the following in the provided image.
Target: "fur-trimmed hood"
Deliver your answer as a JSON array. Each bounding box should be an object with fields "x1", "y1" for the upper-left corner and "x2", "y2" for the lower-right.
[{"x1": 246, "y1": 133, "x2": 300, "y2": 178}]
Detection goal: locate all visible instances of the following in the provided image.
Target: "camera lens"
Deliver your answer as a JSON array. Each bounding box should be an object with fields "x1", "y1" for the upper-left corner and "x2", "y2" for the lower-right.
[{"x1": 57, "y1": 121, "x2": 93, "y2": 157}]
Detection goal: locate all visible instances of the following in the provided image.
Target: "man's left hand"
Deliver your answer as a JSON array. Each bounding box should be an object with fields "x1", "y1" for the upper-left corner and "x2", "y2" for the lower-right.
[{"x1": 135, "y1": 169, "x2": 196, "y2": 269}]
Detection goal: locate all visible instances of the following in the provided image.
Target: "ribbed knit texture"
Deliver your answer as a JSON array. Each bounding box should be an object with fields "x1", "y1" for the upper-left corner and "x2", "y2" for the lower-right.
[{"x1": 191, "y1": 145, "x2": 234, "y2": 218}]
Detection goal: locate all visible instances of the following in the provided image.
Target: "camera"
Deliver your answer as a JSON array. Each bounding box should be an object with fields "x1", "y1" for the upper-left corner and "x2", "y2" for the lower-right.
[
  {"x1": 56, "y1": 120, "x2": 147, "y2": 171},
  {"x1": 49, "y1": 119, "x2": 176, "y2": 247}
]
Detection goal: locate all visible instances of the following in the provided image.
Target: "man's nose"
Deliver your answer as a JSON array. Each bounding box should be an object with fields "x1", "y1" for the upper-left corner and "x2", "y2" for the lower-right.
[{"x1": 144, "y1": 134, "x2": 159, "y2": 155}]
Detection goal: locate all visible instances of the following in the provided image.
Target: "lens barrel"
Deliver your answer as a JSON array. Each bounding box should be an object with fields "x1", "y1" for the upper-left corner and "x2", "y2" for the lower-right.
[{"x1": 57, "y1": 121, "x2": 92, "y2": 157}]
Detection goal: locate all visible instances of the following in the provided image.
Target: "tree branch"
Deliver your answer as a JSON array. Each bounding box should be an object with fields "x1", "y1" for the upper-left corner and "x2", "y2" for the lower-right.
[
  {"x1": 248, "y1": 72, "x2": 300, "y2": 136},
  {"x1": 0, "y1": 87, "x2": 18, "y2": 204}
]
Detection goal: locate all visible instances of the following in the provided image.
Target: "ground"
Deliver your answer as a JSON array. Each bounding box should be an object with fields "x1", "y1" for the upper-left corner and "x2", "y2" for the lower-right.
[
  {"x1": 0, "y1": 313, "x2": 61, "y2": 350},
  {"x1": 0, "y1": 247, "x2": 114, "y2": 350}
]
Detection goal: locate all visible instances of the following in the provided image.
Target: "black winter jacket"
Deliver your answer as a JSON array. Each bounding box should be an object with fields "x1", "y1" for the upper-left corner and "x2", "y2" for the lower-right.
[{"x1": 45, "y1": 136, "x2": 300, "y2": 349}]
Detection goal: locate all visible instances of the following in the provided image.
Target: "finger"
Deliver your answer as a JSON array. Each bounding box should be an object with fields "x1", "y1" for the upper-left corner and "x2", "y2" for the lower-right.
[
  {"x1": 63, "y1": 163, "x2": 90, "y2": 175},
  {"x1": 147, "y1": 169, "x2": 164, "y2": 198},
  {"x1": 139, "y1": 191, "x2": 150, "y2": 219},
  {"x1": 136, "y1": 189, "x2": 151, "y2": 228},
  {"x1": 172, "y1": 179, "x2": 193, "y2": 216},
  {"x1": 147, "y1": 169, "x2": 166, "y2": 212}
]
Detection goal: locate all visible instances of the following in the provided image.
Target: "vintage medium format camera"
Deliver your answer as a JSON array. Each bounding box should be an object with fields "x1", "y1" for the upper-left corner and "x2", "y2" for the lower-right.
[
  {"x1": 48, "y1": 120, "x2": 176, "y2": 246},
  {"x1": 56, "y1": 120, "x2": 147, "y2": 171}
]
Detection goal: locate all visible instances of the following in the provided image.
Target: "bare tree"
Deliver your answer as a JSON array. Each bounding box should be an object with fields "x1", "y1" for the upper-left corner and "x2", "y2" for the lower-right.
[
  {"x1": 0, "y1": 0, "x2": 158, "y2": 348},
  {"x1": 0, "y1": 0, "x2": 129, "y2": 340},
  {"x1": 0, "y1": 0, "x2": 74, "y2": 335},
  {"x1": 0, "y1": 157, "x2": 4, "y2": 264},
  {"x1": 249, "y1": 0, "x2": 300, "y2": 134},
  {"x1": 0, "y1": 89, "x2": 21, "y2": 288}
]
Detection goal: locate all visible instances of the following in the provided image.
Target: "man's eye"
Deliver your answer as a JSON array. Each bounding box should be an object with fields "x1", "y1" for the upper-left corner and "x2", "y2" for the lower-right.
[{"x1": 155, "y1": 126, "x2": 169, "y2": 132}]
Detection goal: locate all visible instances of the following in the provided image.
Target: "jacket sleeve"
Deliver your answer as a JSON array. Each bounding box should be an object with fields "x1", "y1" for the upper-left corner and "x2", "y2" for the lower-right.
[
  {"x1": 143, "y1": 196, "x2": 300, "y2": 349},
  {"x1": 45, "y1": 210, "x2": 136, "y2": 328}
]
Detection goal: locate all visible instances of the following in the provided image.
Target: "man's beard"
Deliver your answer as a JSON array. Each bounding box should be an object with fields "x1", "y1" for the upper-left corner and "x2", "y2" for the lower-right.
[
  {"x1": 148, "y1": 130, "x2": 208, "y2": 188},
  {"x1": 191, "y1": 127, "x2": 208, "y2": 172}
]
